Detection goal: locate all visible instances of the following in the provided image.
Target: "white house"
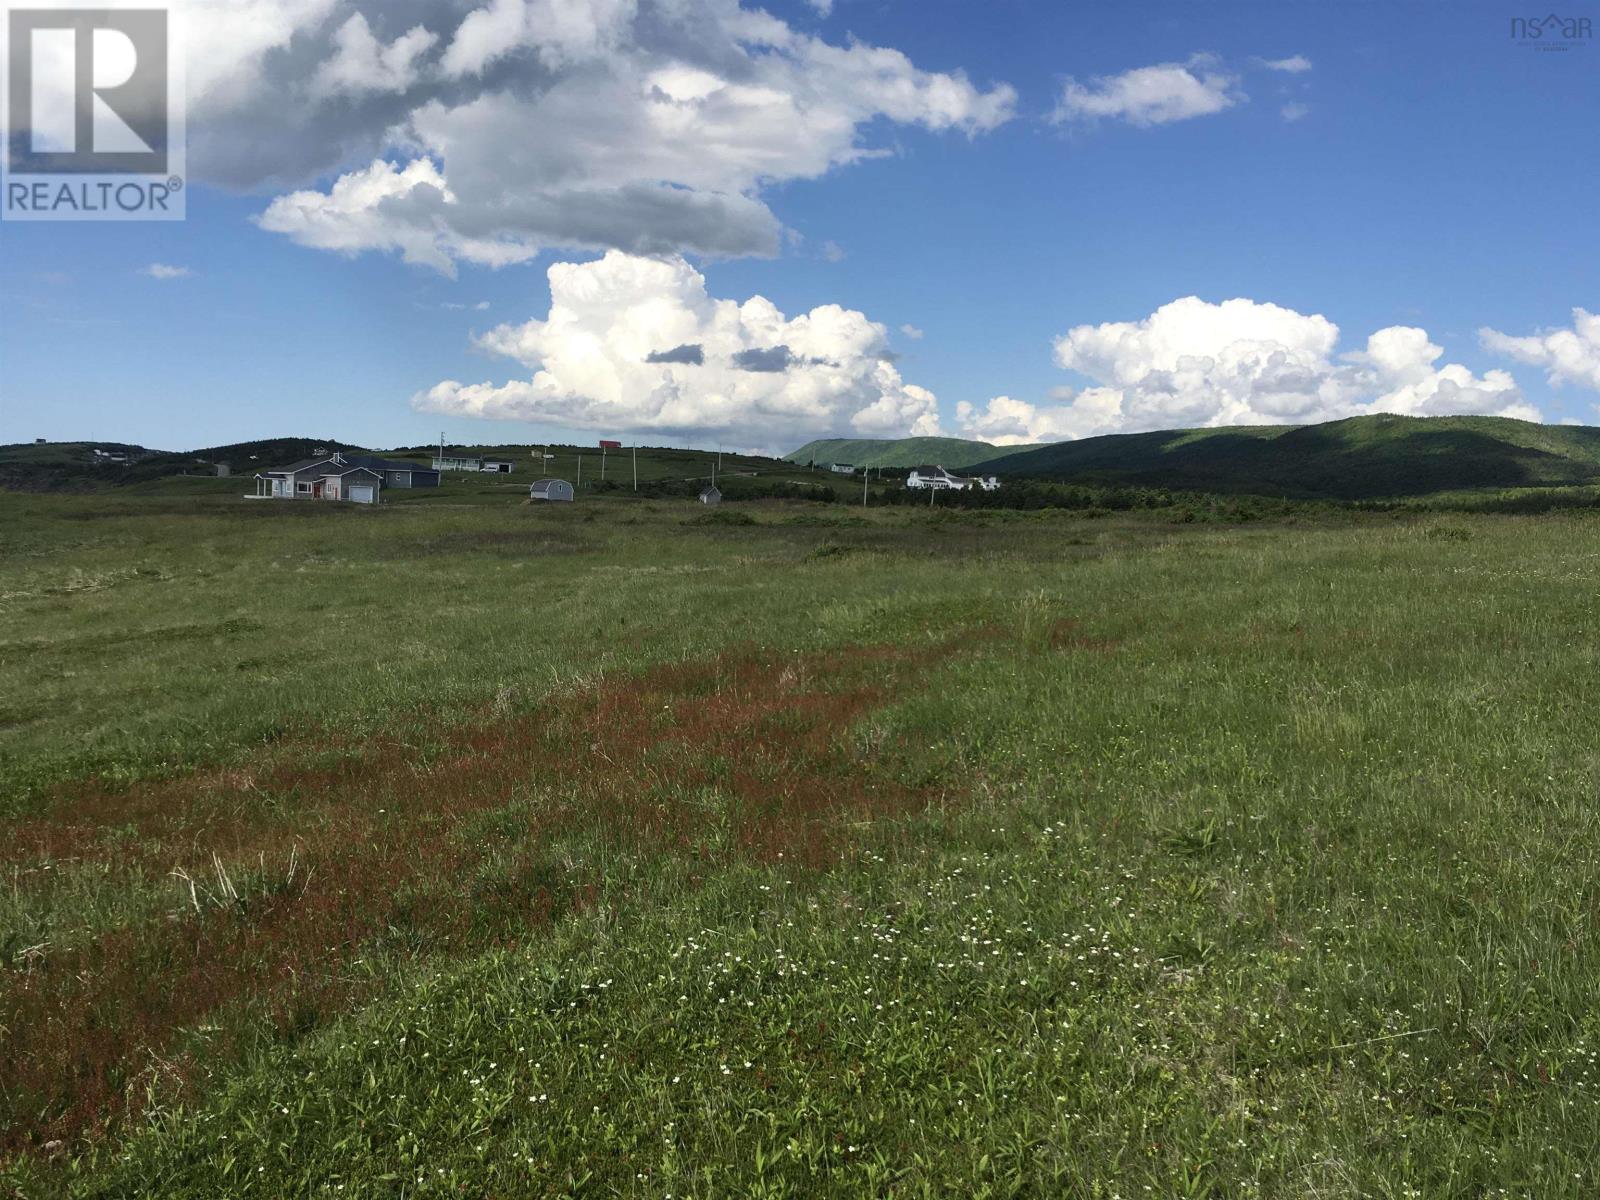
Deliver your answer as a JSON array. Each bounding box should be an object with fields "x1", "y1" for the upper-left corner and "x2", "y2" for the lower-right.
[
  {"x1": 905, "y1": 465, "x2": 969, "y2": 491},
  {"x1": 905, "y1": 465, "x2": 1001, "y2": 492},
  {"x1": 828, "y1": 463, "x2": 856, "y2": 475}
]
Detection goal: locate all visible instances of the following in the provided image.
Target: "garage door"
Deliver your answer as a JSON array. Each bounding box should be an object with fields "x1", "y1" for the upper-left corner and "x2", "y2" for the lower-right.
[{"x1": 349, "y1": 485, "x2": 376, "y2": 504}]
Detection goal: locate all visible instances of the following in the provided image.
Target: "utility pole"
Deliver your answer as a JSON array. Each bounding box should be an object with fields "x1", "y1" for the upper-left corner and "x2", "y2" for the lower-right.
[
  {"x1": 632, "y1": 444, "x2": 638, "y2": 492},
  {"x1": 601, "y1": 445, "x2": 607, "y2": 481},
  {"x1": 862, "y1": 465, "x2": 869, "y2": 508},
  {"x1": 577, "y1": 455, "x2": 582, "y2": 489}
]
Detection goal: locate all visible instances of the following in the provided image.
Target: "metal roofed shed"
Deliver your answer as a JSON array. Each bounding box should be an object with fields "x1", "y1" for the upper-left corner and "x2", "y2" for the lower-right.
[
  {"x1": 699, "y1": 485, "x2": 722, "y2": 505},
  {"x1": 530, "y1": 478, "x2": 575, "y2": 502}
]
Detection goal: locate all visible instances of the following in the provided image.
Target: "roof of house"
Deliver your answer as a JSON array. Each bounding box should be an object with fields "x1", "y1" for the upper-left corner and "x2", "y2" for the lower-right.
[
  {"x1": 267, "y1": 456, "x2": 387, "y2": 481},
  {"x1": 268, "y1": 453, "x2": 437, "y2": 478},
  {"x1": 345, "y1": 455, "x2": 436, "y2": 474},
  {"x1": 700, "y1": 485, "x2": 722, "y2": 496},
  {"x1": 265, "y1": 455, "x2": 338, "y2": 476}
]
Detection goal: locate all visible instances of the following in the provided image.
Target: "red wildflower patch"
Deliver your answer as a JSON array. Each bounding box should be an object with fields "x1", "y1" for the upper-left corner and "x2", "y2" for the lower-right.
[{"x1": 1, "y1": 632, "x2": 982, "y2": 1156}]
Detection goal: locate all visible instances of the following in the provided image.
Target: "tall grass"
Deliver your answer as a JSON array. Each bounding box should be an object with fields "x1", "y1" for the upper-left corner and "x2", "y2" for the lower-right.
[{"x1": 4, "y1": 492, "x2": 1600, "y2": 1195}]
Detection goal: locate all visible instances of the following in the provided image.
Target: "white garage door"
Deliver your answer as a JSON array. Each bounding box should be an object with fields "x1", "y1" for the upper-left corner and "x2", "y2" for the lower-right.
[{"x1": 349, "y1": 485, "x2": 376, "y2": 505}]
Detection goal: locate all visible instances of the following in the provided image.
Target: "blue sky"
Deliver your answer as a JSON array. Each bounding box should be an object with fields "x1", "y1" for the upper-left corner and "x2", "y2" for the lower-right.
[{"x1": 2, "y1": 0, "x2": 1596, "y2": 453}]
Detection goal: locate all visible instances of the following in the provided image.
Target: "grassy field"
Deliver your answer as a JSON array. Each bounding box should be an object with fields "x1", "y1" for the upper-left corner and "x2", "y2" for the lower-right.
[{"x1": 4, "y1": 487, "x2": 1600, "y2": 1197}]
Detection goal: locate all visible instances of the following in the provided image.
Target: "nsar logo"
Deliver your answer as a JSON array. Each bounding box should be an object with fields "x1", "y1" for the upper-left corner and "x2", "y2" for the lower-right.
[{"x1": 1509, "y1": 12, "x2": 1594, "y2": 48}]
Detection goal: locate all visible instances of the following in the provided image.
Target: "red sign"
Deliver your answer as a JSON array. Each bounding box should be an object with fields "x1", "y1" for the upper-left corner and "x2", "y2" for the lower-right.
[{"x1": 598, "y1": 439, "x2": 622, "y2": 449}]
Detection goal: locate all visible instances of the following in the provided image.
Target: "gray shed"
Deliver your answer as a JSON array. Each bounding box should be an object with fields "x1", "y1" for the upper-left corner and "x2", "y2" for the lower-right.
[
  {"x1": 530, "y1": 478, "x2": 575, "y2": 502},
  {"x1": 699, "y1": 485, "x2": 722, "y2": 505}
]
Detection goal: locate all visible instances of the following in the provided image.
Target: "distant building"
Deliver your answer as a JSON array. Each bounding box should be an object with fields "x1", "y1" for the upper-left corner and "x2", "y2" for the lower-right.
[
  {"x1": 829, "y1": 463, "x2": 856, "y2": 475},
  {"x1": 343, "y1": 455, "x2": 440, "y2": 489},
  {"x1": 92, "y1": 448, "x2": 131, "y2": 464},
  {"x1": 530, "y1": 478, "x2": 574, "y2": 502},
  {"x1": 253, "y1": 452, "x2": 387, "y2": 504},
  {"x1": 433, "y1": 454, "x2": 482, "y2": 472},
  {"x1": 699, "y1": 485, "x2": 723, "y2": 505},
  {"x1": 599, "y1": 439, "x2": 622, "y2": 450},
  {"x1": 480, "y1": 459, "x2": 514, "y2": 473},
  {"x1": 904, "y1": 465, "x2": 1000, "y2": 492},
  {"x1": 34, "y1": 438, "x2": 46, "y2": 445},
  {"x1": 905, "y1": 465, "x2": 968, "y2": 491}
]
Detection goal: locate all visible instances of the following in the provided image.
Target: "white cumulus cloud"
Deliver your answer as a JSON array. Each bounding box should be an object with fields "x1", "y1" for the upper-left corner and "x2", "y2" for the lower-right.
[
  {"x1": 257, "y1": 159, "x2": 540, "y2": 276},
  {"x1": 957, "y1": 296, "x2": 1535, "y2": 443},
  {"x1": 1052, "y1": 54, "x2": 1242, "y2": 127},
  {"x1": 190, "y1": 0, "x2": 1014, "y2": 272},
  {"x1": 141, "y1": 263, "x2": 193, "y2": 279},
  {"x1": 1480, "y1": 309, "x2": 1600, "y2": 392},
  {"x1": 956, "y1": 395, "x2": 1093, "y2": 445},
  {"x1": 1258, "y1": 54, "x2": 1312, "y2": 73},
  {"x1": 414, "y1": 251, "x2": 943, "y2": 444},
  {"x1": 311, "y1": 13, "x2": 438, "y2": 97}
]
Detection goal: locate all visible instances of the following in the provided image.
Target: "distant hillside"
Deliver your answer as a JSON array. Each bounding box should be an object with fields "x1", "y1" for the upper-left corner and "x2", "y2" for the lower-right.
[
  {"x1": 0, "y1": 438, "x2": 833, "y2": 497},
  {"x1": 972, "y1": 414, "x2": 1600, "y2": 501},
  {"x1": 0, "y1": 438, "x2": 367, "y2": 490},
  {"x1": 785, "y1": 436, "x2": 1037, "y2": 470},
  {"x1": 16, "y1": 417, "x2": 1600, "y2": 503}
]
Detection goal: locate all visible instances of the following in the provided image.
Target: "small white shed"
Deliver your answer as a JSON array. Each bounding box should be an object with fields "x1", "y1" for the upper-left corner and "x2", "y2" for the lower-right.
[
  {"x1": 699, "y1": 485, "x2": 722, "y2": 505},
  {"x1": 530, "y1": 478, "x2": 575, "y2": 502}
]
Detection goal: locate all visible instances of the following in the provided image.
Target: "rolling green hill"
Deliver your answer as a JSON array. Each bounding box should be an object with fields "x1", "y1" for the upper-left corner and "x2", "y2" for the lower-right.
[
  {"x1": 971, "y1": 414, "x2": 1600, "y2": 500},
  {"x1": 19, "y1": 416, "x2": 1600, "y2": 503},
  {"x1": 0, "y1": 439, "x2": 845, "y2": 499},
  {"x1": 785, "y1": 435, "x2": 1037, "y2": 470},
  {"x1": 0, "y1": 439, "x2": 362, "y2": 491}
]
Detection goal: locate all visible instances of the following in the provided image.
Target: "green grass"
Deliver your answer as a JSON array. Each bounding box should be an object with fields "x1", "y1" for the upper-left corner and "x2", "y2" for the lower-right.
[{"x1": 4, "y1": 490, "x2": 1600, "y2": 1196}]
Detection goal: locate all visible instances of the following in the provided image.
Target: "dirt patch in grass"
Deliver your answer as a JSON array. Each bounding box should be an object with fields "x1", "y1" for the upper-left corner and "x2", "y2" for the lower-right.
[
  {"x1": 0, "y1": 615, "x2": 262, "y2": 659},
  {"x1": 409, "y1": 527, "x2": 599, "y2": 556},
  {"x1": 1048, "y1": 617, "x2": 1120, "y2": 654},
  {"x1": 0, "y1": 631, "x2": 984, "y2": 1156}
]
